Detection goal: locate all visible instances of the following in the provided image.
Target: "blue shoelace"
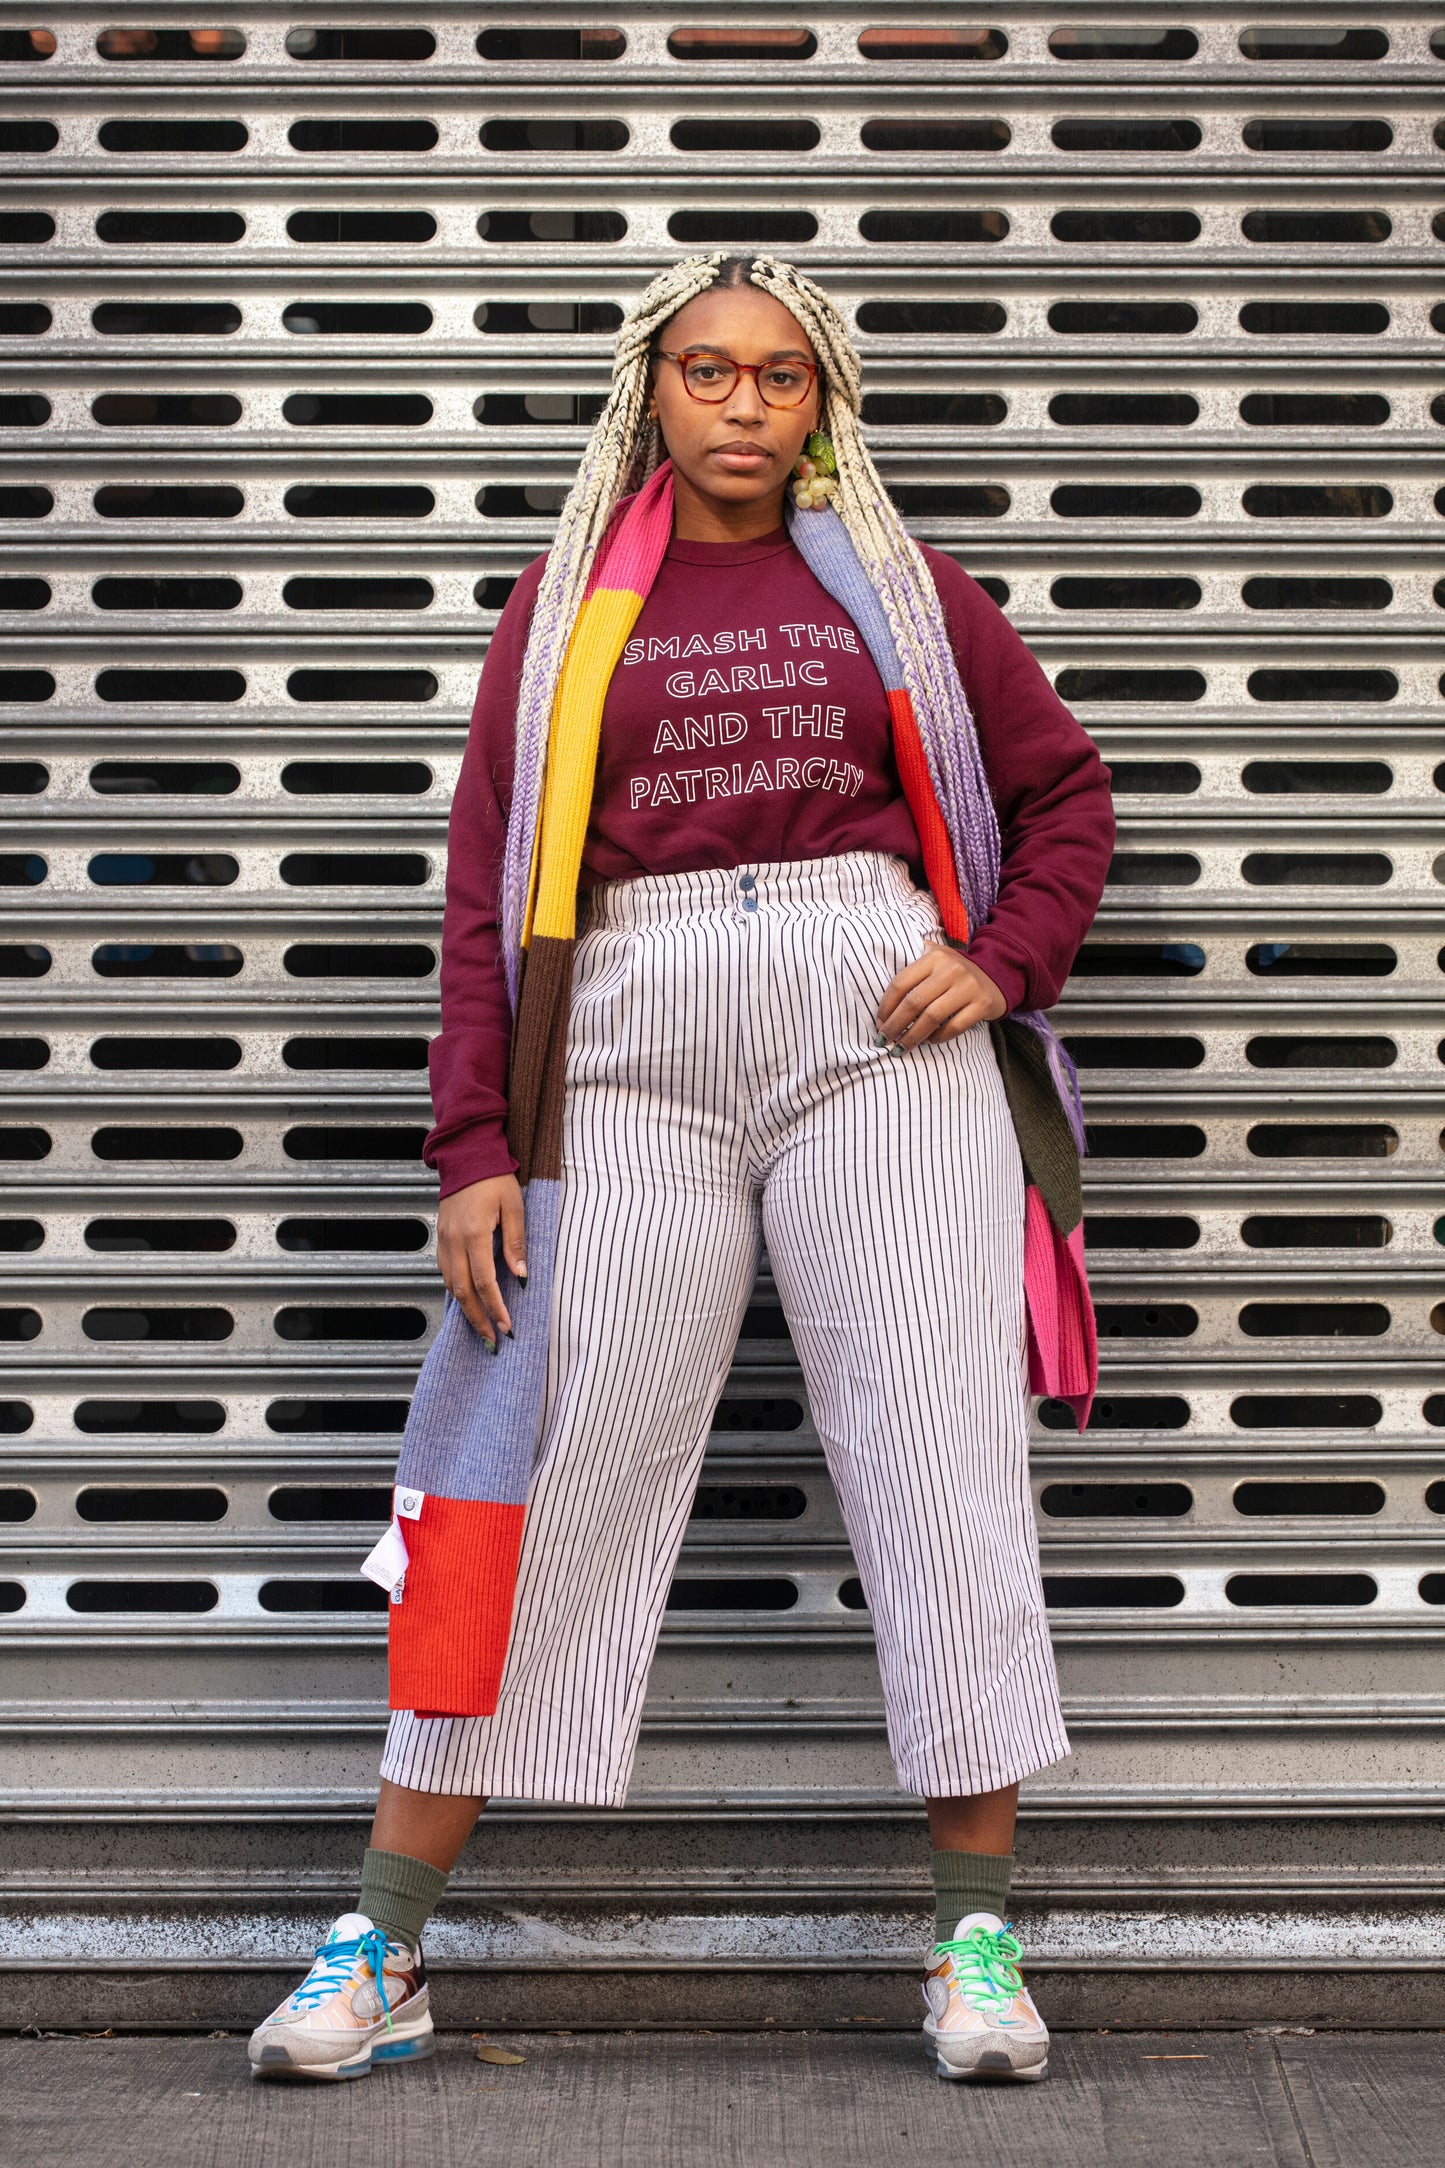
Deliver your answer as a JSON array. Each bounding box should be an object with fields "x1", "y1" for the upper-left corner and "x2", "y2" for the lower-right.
[{"x1": 290, "y1": 1928, "x2": 396, "y2": 2032}]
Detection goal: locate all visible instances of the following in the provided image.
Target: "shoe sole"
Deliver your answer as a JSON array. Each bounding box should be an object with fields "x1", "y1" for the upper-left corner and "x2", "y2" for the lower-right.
[
  {"x1": 936, "y1": 2050, "x2": 1048, "y2": 2083},
  {"x1": 250, "y1": 2012, "x2": 436, "y2": 2082},
  {"x1": 925, "y1": 2019, "x2": 1048, "y2": 2083}
]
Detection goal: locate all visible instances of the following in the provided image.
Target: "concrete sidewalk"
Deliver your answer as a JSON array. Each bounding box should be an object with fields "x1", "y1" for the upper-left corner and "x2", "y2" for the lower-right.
[{"x1": 4, "y1": 2028, "x2": 1438, "y2": 2166}]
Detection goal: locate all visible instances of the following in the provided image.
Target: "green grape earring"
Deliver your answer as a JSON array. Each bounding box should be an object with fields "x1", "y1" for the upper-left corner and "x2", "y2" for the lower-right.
[{"x1": 792, "y1": 429, "x2": 838, "y2": 510}]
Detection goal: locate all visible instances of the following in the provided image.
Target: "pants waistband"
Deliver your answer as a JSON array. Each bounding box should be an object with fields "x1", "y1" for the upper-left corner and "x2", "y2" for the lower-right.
[{"x1": 579, "y1": 849, "x2": 919, "y2": 930}]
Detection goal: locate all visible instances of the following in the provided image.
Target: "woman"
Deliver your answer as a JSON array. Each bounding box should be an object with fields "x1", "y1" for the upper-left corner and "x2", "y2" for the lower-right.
[{"x1": 249, "y1": 253, "x2": 1114, "y2": 2085}]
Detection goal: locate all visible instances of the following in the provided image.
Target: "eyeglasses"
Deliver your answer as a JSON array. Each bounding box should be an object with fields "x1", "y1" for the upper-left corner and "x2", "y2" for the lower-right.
[{"x1": 655, "y1": 348, "x2": 818, "y2": 409}]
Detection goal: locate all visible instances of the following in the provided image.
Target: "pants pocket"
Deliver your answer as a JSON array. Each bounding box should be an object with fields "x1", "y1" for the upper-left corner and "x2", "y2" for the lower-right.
[{"x1": 836, "y1": 888, "x2": 944, "y2": 1020}]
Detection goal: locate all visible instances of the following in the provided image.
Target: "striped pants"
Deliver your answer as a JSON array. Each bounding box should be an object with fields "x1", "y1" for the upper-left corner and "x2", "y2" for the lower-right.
[{"x1": 382, "y1": 850, "x2": 1069, "y2": 1806}]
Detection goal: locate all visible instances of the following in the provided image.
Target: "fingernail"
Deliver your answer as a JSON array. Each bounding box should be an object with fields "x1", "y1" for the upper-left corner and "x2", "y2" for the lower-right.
[{"x1": 516, "y1": 1263, "x2": 528, "y2": 1281}]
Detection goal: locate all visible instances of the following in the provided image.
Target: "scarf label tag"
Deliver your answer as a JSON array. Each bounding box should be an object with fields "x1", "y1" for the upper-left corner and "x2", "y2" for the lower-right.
[
  {"x1": 360, "y1": 1517, "x2": 410, "y2": 1594},
  {"x1": 394, "y1": 1487, "x2": 425, "y2": 1522}
]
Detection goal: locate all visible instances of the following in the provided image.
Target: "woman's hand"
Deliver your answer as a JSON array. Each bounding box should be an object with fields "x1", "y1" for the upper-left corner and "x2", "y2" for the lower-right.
[
  {"x1": 877, "y1": 941, "x2": 1007, "y2": 1051},
  {"x1": 436, "y1": 1175, "x2": 527, "y2": 1349}
]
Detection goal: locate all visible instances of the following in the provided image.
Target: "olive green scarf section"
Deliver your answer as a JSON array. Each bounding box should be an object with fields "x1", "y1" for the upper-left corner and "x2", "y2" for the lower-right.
[{"x1": 989, "y1": 1018, "x2": 1083, "y2": 1237}]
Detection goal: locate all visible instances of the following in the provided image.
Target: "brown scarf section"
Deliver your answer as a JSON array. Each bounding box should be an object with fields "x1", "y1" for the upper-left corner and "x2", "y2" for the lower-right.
[{"x1": 504, "y1": 935, "x2": 576, "y2": 1188}]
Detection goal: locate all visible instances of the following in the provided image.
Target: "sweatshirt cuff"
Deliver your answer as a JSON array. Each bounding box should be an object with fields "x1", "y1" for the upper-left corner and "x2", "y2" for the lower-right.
[
  {"x1": 430, "y1": 1121, "x2": 520, "y2": 1201},
  {"x1": 961, "y1": 932, "x2": 1031, "y2": 1015}
]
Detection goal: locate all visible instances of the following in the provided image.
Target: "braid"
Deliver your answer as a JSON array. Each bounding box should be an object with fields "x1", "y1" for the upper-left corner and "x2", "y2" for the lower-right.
[
  {"x1": 500, "y1": 251, "x2": 1002, "y2": 993},
  {"x1": 500, "y1": 252, "x2": 732, "y2": 989},
  {"x1": 745, "y1": 255, "x2": 1001, "y2": 922}
]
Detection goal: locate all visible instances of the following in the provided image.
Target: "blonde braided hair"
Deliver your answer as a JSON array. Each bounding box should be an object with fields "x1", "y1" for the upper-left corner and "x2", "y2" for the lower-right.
[
  {"x1": 501, "y1": 252, "x2": 999, "y2": 985},
  {"x1": 747, "y1": 254, "x2": 1000, "y2": 916},
  {"x1": 502, "y1": 253, "x2": 728, "y2": 979}
]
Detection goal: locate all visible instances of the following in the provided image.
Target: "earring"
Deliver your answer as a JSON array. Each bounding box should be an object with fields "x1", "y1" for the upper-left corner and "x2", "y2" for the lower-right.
[{"x1": 792, "y1": 429, "x2": 838, "y2": 510}]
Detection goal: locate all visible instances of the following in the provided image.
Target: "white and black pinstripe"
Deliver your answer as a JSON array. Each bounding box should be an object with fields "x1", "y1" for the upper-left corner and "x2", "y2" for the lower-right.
[{"x1": 381, "y1": 851, "x2": 1070, "y2": 1804}]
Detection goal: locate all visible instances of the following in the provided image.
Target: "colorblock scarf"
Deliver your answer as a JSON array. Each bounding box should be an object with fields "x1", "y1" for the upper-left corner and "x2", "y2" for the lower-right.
[{"x1": 370, "y1": 463, "x2": 1096, "y2": 1717}]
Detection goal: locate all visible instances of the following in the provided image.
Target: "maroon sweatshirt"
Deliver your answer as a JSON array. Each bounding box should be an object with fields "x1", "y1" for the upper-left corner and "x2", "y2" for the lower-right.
[{"x1": 426, "y1": 528, "x2": 1114, "y2": 1196}]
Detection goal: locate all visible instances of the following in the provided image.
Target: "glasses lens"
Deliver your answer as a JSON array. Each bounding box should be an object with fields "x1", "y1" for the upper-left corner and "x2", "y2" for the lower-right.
[
  {"x1": 758, "y1": 365, "x2": 813, "y2": 408},
  {"x1": 681, "y1": 356, "x2": 737, "y2": 401}
]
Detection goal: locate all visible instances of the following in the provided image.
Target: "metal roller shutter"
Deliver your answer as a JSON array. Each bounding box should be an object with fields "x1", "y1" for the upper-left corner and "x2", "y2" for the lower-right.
[{"x1": 2, "y1": 5, "x2": 1442, "y2": 2026}]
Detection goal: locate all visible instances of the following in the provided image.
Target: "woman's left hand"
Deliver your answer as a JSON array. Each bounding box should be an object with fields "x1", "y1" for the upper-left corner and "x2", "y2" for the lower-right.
[{"x1": 876, "y1": 941, "x2": 1007, "y2": 1050}]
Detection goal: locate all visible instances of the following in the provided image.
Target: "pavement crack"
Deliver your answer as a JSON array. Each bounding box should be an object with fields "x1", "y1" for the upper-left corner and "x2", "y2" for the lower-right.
[
  {"x1": 1270, "y1": 2036, "x2": 1321, "y2": 2168},
  {"x1": 1270, "y1": 2037, "x2": 1345, "y2": 2168}
]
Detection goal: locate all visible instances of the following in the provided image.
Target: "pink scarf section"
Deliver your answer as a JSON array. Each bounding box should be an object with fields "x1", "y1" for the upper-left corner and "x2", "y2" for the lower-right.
[{"x1": 1022, "y1": 1186, "x2": 1097, "y2": 1431}]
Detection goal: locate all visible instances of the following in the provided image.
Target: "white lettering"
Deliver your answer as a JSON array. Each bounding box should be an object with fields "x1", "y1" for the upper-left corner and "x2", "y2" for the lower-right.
[
  {"x1": 758, "y1": 701, "x2": 848, "y2": 739},
  {"x1": 778, "y1": 620, "x2": 855, "y2": 652},
  {"x1": 647, "y1": 636, "x2": 680, "y2": 663},
  {"x1": 665, "y1": 671, "x2": 694, "y2": 699},
  {"x1": 718, "y1": 711, "x2": 748, "y2": 744},
  {"x1": 653, "y1": 717, "x2": 687, "y2": 754},
  {"x1": 629, "y1": 776, "x2": 651, "y2": 809},
  {"x1": 797, "y1": 659, "x2": 827, "y2": 686},
  {"x1": 737, "y1": 627, "x2": 766, "y2": 652}
]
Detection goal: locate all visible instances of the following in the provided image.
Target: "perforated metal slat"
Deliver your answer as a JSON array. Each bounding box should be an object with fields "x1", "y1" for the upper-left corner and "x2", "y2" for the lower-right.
[{"x1": 2, "y1": 2, "x2": 1442, "y2": 2020}]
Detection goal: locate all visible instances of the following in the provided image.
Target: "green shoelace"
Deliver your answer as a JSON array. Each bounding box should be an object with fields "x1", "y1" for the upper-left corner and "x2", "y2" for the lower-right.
[{"x1": 932, "y1": 1922, "x2": 1025, "y2": 2011}]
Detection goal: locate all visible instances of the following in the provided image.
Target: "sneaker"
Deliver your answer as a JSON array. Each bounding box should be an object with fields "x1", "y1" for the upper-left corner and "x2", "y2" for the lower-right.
[
  {"x1": 923, "y1": 1911, "x2": 1049, "y2": 2082},
  {"x1": 248, "y1": 1912, "x2": 435, "y2": 2081}
]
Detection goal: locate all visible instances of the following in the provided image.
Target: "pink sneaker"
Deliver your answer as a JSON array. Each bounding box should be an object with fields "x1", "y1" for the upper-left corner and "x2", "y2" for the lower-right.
[
  {"x1": 923, "y1": 1912, "x2": 1049, "y2": 2081},
  {"x1": 249, "y1": 1912, "x2": 435, "y2": 2080}
]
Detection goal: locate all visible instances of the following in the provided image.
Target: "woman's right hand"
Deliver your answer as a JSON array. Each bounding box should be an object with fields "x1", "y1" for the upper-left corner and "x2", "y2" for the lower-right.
[{"x1": 436, "y1": 1175, "x2": 527, "y2": 1349}]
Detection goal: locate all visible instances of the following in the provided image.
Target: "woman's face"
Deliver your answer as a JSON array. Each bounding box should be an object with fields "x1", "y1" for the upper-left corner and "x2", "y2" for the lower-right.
[{"x1": 648, "y1": 284, "x2": 821, "y2": 519}]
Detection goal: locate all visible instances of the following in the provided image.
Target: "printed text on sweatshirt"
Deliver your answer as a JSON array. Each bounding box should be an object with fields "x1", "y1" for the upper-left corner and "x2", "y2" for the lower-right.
[{"x1": 424, "y1": 526, "x2": 1113, "y2": 1195}]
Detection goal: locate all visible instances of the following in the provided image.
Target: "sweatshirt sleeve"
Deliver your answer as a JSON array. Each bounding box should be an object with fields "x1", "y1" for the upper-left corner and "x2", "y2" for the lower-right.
[
  {"x1": 423, "y1": 555, "x2": 547, "y2": 1198},
  {"x1": 921, "y1": 545, "x2": 1115, "y2": 1012}
]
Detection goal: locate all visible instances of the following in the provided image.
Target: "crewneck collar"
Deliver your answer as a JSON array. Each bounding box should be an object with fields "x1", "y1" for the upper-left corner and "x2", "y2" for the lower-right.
[{"x1": 664, "y1": 526, "x2": 794, "y2": 567}]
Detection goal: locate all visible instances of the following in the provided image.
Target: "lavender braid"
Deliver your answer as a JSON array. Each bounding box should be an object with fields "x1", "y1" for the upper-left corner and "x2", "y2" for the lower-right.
[{"x1": 744, "y1": 255, "x2": 1002, "y2": 928}]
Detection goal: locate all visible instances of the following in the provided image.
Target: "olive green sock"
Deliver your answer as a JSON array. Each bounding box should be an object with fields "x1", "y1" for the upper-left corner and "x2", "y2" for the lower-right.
[
  {"x1": 356, "y1": 1847, "x2": 450, "y2": 1954},
  {"x1": 931, "y1": 1848, "x2": 1014, "y2": 1945}
]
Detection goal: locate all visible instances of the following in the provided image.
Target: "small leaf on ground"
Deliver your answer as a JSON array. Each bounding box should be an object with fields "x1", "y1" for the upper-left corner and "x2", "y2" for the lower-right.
[{"x1": 475, "y1": 2044, "x2": 527, "y2": 2066}]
